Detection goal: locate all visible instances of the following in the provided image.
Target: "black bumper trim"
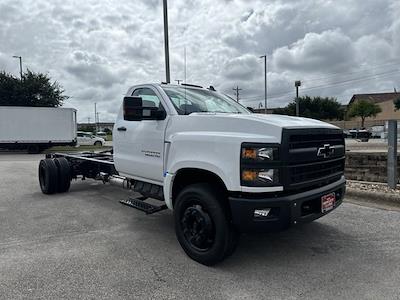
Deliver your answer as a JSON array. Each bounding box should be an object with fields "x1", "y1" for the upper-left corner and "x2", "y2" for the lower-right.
[{"x1": 229, "y1": 177, "x2": 346, "y2": 233}]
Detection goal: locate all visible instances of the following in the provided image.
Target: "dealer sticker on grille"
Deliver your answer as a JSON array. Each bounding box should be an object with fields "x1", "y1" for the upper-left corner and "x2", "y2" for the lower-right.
[{"x1": 321, "y1": 192, "x2": 336, "y2": 213}]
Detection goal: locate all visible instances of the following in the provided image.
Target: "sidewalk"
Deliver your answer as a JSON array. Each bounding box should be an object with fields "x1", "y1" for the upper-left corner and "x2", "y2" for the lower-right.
[{"x1": 346, "y1": 180, "x2": 400, "y2": 204}]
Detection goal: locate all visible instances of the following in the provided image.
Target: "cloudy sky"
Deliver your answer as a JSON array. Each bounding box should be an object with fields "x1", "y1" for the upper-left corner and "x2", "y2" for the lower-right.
[{"x1": 1, "y1": 0, "x2": 399, "y2": 122}]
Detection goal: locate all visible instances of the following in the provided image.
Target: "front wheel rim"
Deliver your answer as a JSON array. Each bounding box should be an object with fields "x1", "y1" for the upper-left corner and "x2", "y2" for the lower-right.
[{"x1": 181, "y1": 204, "x2": 215, "y2": 252}]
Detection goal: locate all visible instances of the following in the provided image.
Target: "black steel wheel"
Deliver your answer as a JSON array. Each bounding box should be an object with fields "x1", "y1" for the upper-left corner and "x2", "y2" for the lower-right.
[
  {"x1": 54, "y1": 157, "x2": 71, "y2": 193},
  {"x1": 38, "y1": 159, "x2": 58, "y2": 194},
  {"x1": 174, "y1": 183, "x2": 238, "y2": 265},
  {"x1": 181, "y1": 204, "x2": 215, "y2": 252}
]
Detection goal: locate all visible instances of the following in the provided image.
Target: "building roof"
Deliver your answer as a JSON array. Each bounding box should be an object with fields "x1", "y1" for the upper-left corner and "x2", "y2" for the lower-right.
[{"x1": 349, "y1": 92, "x2": 400, "y2": 105}]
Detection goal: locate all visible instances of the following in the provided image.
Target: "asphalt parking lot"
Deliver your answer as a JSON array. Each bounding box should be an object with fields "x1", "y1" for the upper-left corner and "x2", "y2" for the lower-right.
[{"x1": 1, "y1": 154, "x2": 400, "y2": 299}]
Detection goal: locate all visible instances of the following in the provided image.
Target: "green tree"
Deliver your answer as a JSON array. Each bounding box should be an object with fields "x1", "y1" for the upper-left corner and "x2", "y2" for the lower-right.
[
  {"x1": 394, "y1": 97, "x2": 400, "y2": 111},
  {"x1": 0, "y1": 70, "x2": 68, "y2": 107},
  {"x1": 273, "y1": 96, "x2": 344, "y2": 120},
  {"x1": 347, "y1": 100, "x2": 382, "y2": 128}
]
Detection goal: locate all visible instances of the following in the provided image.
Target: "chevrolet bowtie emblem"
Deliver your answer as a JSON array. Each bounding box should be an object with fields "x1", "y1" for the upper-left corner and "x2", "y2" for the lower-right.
[{"x1": 317, "y1": 144, "x2": 335, "y2": 158}]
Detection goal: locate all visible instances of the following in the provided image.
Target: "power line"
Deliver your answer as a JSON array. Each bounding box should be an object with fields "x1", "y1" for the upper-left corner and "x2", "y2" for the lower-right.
[
  {"x1": 241, "y1": 68, "x2": 400, "y2": 101},
  {"x1": 241, "y1": 69, "x2": 400, "y2": 103},
  {"x1": 240, "y1": 60, "x2": 400, "y2": 101},
  {"x1": 301, "y1": 59, "x2": 400, "y2": 83}
]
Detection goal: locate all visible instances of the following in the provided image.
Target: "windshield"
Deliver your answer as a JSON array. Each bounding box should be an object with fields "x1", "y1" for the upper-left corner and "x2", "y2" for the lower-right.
[{"x1": 162, "y1": 86, "x2": 250, "y2": 115}]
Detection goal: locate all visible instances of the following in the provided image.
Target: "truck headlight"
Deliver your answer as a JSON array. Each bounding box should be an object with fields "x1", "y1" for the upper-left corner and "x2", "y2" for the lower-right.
[
  {"x1": 241, "y1": 143, "x2": 280, "y2": 187},
  {"x1": 241, "y1": 145, "x2": 278, "y2": 161},
  {"x1": 241, "y1": 169, "x2": 279, "y2": 186}
]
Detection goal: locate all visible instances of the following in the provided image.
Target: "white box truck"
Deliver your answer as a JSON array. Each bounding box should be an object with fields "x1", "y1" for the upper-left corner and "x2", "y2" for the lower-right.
[
  {"x1": 38, "y1": 83, "x2": 345, "y2": 265},
  {"x1": 0, "y1": 106, "x2": 77, "y2": 153}
]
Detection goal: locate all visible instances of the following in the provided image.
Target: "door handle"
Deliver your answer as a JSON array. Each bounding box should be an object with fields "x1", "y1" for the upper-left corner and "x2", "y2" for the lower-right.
[{"x1": 117, "y1": 126, "x2": 127, "y2": 131}]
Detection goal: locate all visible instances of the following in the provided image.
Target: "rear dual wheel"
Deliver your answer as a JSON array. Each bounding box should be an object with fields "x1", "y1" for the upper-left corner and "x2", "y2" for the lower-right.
[
  {"x1": 174, "y1": 183, "x2": 239, "y2": 266},
  {"x1": 54, "y1": 157, "x2": 71, "y2": 193},
  {"x1": 39, "y1": 158, "x2": 71, "y2": 194}
]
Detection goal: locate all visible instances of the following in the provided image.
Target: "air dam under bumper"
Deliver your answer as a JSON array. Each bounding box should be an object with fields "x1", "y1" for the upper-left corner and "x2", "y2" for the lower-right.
[{"x1": 229, "y1": 177, "x2": 346, "y2": 233}]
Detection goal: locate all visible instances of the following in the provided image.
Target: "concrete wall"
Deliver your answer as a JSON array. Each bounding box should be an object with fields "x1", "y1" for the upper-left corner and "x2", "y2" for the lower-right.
[
  {"x1": 327, "y1": 119, "x2": 385, "y2": 129},
  {"x1": 345, "y1": 152, "x2": 400, "y2": 183}
]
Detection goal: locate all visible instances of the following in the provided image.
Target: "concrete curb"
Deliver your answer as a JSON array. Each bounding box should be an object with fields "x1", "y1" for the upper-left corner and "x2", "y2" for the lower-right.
[{"x1": 346, "y1": 187, "x2": 400, "y2": 204}]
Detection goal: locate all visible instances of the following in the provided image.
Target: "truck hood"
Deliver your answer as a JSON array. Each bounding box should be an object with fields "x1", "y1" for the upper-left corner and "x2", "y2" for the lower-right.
[
  {"x1": 167, "y1": 113, "x2": 339, "y2": 144},
  {"x1": 190, "y1": 112, "x2": 338, "y2": 129}
]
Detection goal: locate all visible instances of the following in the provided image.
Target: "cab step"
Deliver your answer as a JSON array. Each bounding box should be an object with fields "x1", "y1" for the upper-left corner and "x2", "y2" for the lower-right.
[{"x1": 119, "y1": 197, "x2": 167, "y2": 214}]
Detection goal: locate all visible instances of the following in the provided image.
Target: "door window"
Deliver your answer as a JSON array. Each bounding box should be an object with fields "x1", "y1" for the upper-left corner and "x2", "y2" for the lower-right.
[{"x1": 132, "y1": 88, "x2": 162, "y2": 108}]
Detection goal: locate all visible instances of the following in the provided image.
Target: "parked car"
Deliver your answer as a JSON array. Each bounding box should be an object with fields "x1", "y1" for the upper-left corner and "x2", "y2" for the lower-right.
[
  {"x1": 348, "y1": 128, "x2": 371, "y2": 141},
  {"x1": 369, "y1": 125, "x2": 384, "y2": 139},
  {"x1": 95, "y1": 131, "x2": 108, "y2": 140},
  {"x1": 77, "y1": 131, "x2": 104, "y2": 146}
]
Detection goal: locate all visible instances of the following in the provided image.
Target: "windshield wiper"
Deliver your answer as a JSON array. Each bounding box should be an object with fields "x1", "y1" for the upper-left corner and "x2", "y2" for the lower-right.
[{"x1": 186, "y1": 111, "x2": 241, "y2": 115}]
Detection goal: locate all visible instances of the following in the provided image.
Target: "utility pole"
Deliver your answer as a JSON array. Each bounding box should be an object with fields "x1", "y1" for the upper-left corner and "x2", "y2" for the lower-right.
[
  {"x1": 12, "y1": 55, "x2": 22, "y2": 80},
  {"x1": 175, "y1": 79, "x2": 182, "y2": 85},
  {"x1": 87, "y1": 117, "x2": 91, "y2": 124},
  {"x1": 184, "y1": 47, "x2": 187, "y2": 85},
  {"x1": 233, "y1": 86, "x2": 242, "y2": 103},
  {"x1": 94, "y1": 103, "x2": 97, "y2": 133},
  {"x1": 295, "y1": 80, "x2": 301, "y2": 116},
  {"x1": 260, "y1": 55, "x2": 267, "y2": 114},
  {"x1": 163, "y1": 0, "x2": 170, "y2": 83}
]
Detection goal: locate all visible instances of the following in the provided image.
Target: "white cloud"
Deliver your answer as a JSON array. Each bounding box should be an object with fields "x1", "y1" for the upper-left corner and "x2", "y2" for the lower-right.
[
  {"x1": 273, "y1": 29, "x2": 356, "y2": 73},
  {"x1": 1, "y1": 0, "x2": 400, "y2": 117}
]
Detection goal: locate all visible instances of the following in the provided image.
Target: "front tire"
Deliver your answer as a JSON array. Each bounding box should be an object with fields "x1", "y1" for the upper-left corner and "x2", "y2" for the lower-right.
[
  {"x1": 94, "y1": 141, "x2": 102, "y2": 147},
  {"x1": 174, "y1": 183, "x2": 238, "y2": 265}
]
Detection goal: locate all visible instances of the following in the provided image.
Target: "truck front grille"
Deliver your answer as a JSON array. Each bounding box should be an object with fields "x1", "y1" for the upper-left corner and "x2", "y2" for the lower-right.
[
  {"x1": 281, "y1": 128, "x2": 345, "y2": 190},
  {"x1": 289, "y1": 158, "x2": 344, "y2": 186},
  {"x1": 288, "y1": 133, "x2": 344, "y2": 149}
]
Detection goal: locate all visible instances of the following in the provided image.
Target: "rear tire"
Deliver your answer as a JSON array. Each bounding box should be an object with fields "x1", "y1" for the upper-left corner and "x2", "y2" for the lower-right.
[
  {"x1": 94, "y1": 141, "x2": 102, "y2": 146},
  {"x1": 174, "y1": 183, "x2": 238, "y2": 266},
  {"x1": 54, "y1": 157, "x2": 71, "y2": 193},
  {"x1": 38, "y1": 159, "x2": 58, "y2": 194}
]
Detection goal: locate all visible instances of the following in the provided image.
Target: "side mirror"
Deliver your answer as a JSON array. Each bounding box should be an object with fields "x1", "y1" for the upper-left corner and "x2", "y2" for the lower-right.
[
  {"x1": 123, "y1": 96, "x2": 143, "y2": 121},
  {"x1": 154, "y1": 109, "x2": 167, "y2": 120},
  {"x1": 123, "y1": 96, "x2": 166, "y2": 121}
]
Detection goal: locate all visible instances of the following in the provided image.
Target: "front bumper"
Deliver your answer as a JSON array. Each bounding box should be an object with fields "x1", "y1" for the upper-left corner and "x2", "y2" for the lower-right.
[{"x1": 229, "y1": 177, "x2": 346, "y2": 233}]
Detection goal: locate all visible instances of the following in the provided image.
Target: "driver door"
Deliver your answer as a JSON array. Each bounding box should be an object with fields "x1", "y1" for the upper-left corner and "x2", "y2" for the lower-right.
[{"x1": 114, "y1": 87, "x2": 168, "y2": 184}]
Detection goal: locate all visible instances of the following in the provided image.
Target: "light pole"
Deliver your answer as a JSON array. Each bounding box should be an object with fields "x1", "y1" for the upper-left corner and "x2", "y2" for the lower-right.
[
  {"x1": 12, "y1": 55, "x2": 22, "y2": 80},
  {"x1": 163, "y1": 0, "x2": 170, "y2": 83},
  {"x1": 295, "y1": 80, "x2": 301, "y2": 116},
  {"x1": 96, "y1": 112, "x2": 100, "y2": 131},
  {"x1": 94, "y1": 103, "x2": 97, "y2": 133},
  {"x1": 260, "y1": 55, "x2": 267, "y2": 114}
]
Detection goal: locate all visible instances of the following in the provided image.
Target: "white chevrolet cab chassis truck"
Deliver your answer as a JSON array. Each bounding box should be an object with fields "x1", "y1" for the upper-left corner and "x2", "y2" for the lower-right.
[{"x1": 38, "y1": 83, "x2": 346, "y2": 265}]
